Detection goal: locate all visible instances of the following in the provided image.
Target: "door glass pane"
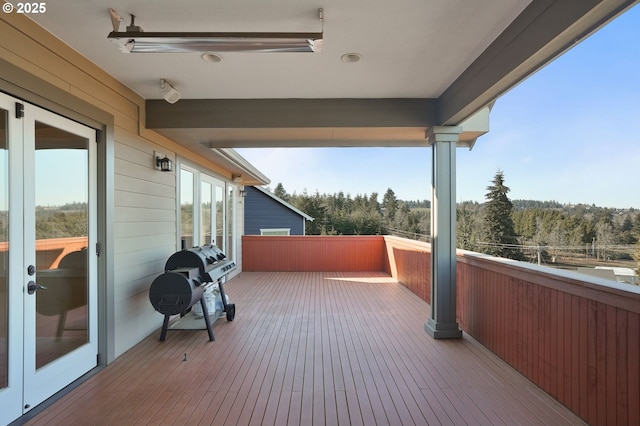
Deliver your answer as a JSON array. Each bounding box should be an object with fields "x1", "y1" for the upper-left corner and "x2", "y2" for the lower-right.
[
  {"x1": 34, "y1": 121, "x2": 89, "y2": 369},
  {"x1": 201, "y1": 182, "x2": 212, "y2": 245},
  {"x1": 0, "y1": 109, "x2": 7, "y2": 387},
  {"x1": 180, "y1": 169, "x2": 194, "y2": 248},
  {"x1": 215, "y1": 185, "x2": 223, "y2": 249}
]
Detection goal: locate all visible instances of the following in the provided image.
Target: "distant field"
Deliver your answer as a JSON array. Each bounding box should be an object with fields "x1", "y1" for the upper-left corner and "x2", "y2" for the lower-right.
[
  {"x1": 527, "y1": 251, "x2": 637, "y2": 271},
  {"x1": 410, "y1": 207, "x2": 430, "y2": 214}
]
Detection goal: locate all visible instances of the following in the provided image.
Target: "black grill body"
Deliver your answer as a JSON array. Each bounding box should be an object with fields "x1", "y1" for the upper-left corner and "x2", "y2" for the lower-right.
[
  {"x1": 149, "y1": 244, "x2": 237, "y2": 342},
  {"x1": 149, "y1": 268, "x2": 203, "y2": 316}
]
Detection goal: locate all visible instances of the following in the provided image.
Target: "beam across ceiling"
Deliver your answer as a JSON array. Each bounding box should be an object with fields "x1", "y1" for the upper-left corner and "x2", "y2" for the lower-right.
[
  {"x1": 146, "y1": 98, "x2": 438, "y2": 129},
  {"x1": 146, "y1": 98, "x2": 491, "y2": 148},
  {"x1": 146, "y1": 98, "x2": 443, "y2": 148}
]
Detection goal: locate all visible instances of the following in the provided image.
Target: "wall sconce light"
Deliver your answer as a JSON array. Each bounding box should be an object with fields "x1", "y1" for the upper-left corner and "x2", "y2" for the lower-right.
[
  {"x1": 239, "y1": 186, "x2": 247, "y2": 197},
  {"x1": 155, "y1": 154, "x2": 173, "y2": 172}
]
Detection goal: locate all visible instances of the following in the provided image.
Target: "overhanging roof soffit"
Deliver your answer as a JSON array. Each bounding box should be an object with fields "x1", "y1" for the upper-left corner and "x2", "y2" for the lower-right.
[{"x1": 438, "y1": 0, "x2": 639, "y2": 125}]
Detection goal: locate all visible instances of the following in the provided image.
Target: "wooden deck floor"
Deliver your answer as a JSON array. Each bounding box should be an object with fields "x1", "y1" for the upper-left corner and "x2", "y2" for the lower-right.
[{"x1": 25, "y1": 272, "x2": 585, "y2": 425}]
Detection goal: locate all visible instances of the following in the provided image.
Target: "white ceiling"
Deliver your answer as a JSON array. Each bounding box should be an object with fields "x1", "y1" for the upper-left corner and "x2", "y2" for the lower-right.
[
  {"x1": 30, "y1": 0, "x2": 529, "y2": 101},
  {"x1": 25, "y1": 0, "x2": 638, "y2": 167}
]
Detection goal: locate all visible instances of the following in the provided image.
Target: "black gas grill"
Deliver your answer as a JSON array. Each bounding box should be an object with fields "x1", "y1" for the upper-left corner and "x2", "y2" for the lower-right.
[{"x1": 149, "y1": 244, "x2": 236, "y2": 341}]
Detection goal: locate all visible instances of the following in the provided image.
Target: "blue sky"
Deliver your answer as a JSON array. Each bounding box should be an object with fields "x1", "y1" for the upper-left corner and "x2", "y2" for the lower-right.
[{"x1": 238, "y1": 5, "x2": 640, "y2": 209}]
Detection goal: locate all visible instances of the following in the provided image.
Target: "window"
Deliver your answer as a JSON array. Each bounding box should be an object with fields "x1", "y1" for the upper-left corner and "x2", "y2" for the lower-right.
[
  {"x1": 180, "y1": 168, "x2": 194, "y2": 248},
  {"x1": 200, "y1": 181, "x2": 212, "y2": 245},
  {"x1": 260, "y1": 228, "x2": 291, "y2": 236},
  {"x1": 227, "y1": 186, "x2": 236, "y2": 260},
  {"x1": 215, "y1": 185, "x2": 224, "y2": 248},
  {"x1": 179, "y1": 164, "x2": 235, "y2": 258}
]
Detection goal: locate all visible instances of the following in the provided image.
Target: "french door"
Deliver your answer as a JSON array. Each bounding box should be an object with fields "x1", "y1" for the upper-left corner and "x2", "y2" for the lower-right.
[
  {"x1": 180, "y1": 166, "x2": 226, "y2": 250},
  {"x1": 0, "y1": 93, "x2": 98, "y2": 424},
  {"x1": 201, "y1": 174, "x2": 226, "y2": 249}
]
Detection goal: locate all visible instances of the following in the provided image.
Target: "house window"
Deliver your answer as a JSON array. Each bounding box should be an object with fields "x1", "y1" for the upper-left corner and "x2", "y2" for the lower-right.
[
  {"x1": 201, "y1": 181, "x2": 212, "y2": 245},
  {"x1": 260, "y1": 228, "x2": 291, "y2": 236},
  {"x1": 227, "y1": 186, "x2": 236, "y2": 260},
  {"x1": 215, "y1": 185, "x2": 224, "y2": 249},
  {"x1": 179, "y1": 164, "x2": 234, "y2": 258},
  {"x1": 180, "y1": 168, "x2": 194, "y2": 248}
]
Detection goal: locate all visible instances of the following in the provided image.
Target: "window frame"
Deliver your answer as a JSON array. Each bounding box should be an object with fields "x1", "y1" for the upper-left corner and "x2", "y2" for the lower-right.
[
  {"x1": 260, "y1": 228, "x2": 291, "y2": 236},
  {"x1": 177, "y1": 162, "x2": 234, "y2": 258}
]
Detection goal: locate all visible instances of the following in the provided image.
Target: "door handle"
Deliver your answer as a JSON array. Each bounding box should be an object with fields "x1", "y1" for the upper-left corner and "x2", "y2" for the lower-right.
[{"x1": 27, "y1": 281, "x2": 47, "y2": 295}]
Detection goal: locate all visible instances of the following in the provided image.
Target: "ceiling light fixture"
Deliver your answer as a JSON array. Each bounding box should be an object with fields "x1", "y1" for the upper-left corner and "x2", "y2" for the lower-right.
[
  {"x1": 160, "y1": 78, "x2": 181, "y2": 104},
  {"x1": 341, "y1": 53, "x2": 362, "y2": 63},
  {"x1": 201, "y1": 52, "x2": 223, "y2": 63},
  {"x1": 107, "y1": 8, "x2": 324, "y2": 54}
]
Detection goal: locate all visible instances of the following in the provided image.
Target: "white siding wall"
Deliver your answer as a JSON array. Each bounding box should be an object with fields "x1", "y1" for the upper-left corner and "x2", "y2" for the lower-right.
[
  {"x1": 113, "y1": 129, "x2": 177, "y2": 355},
  {"x1": 0, "y1": 14, "x2": 245, "y2": 360}
]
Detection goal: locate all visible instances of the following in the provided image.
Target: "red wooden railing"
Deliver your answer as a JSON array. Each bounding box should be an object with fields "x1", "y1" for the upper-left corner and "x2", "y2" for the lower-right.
[
  {"x1": 382, "y1": 236, "x2": 431, "y2": 304},
  {"x1": 242, "y1": 235, "x2": 640, "y2": 425},
  {"x1": 456, "y1": 252, "x2": 640, "y2": 426},
  {"x1": 242, "y1": 235, "x2": 386, "y2": 272}
]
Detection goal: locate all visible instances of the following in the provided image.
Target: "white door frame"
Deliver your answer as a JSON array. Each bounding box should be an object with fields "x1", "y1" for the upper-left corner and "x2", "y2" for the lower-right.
[
  {"x1": 0, "y1": 92, "x2": 26, "y2": 426},
  {"x1": 0, "y1": 93, "x2": 98, "y2": 423}
]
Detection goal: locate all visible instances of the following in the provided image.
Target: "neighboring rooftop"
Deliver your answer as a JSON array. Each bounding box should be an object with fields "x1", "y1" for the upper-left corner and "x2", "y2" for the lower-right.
[{"x1": 251, "y1": 186, "x2": 314, "y2": 222}]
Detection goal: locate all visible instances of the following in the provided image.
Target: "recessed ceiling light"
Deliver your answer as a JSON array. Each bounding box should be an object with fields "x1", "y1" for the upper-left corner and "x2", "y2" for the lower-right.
[
  {"x1": 341, "y1": 53, "x2": 362, "y2": 63},
  {"x1": 201, "y1": 52, "x2": 223, "y2": 63}
]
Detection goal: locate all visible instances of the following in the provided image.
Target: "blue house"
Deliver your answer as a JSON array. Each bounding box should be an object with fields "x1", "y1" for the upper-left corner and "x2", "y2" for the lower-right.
[{"x1": 244, "y1": 186, "x2": 314, "y2": 235}]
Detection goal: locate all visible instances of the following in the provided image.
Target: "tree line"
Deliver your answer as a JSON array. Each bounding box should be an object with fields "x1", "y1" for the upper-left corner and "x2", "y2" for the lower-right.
[
  {"x1": 272, "y1": 172, "x2": 640, "y2": 269},
  {"x1": 457, "y1": 173, "x2": 640, "y2": 263},
  {"x1": 273, "y1": 183, "x2": 430, "y2": 238}
]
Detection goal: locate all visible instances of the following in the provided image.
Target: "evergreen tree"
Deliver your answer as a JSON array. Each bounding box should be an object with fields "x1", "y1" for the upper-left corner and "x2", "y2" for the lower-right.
[
  {"x1": 481, "y1": 171, "x2": 525, "y2": 260},
  {"x1": 634, "y1": 240, "x2": 640, "y2": 276},
  {"x1": 456, "y1": 205, "x2": 475, "y2": 250},
  {"x1": 273, "y1": 182, "x2": 290, "y2": 202},
  {"x1": 633, "y1": 212, "x2": 640, "y2": 235},
  {"x1": 292, "y1": 190, "x2": 326, "y2": 235},
  {"x1": 382, "y1": 188, "x2": 398, "y2": 222},
  {"x1": 367, "y1": 192, "x2": 381, "y2": 213},
  {"x1": 619, "y1": 215, "x2": 637, "y2": 244}
]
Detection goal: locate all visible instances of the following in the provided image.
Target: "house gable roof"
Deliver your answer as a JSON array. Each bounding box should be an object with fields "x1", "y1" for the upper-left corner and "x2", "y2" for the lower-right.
[{"x1": 251, "y1": 186, "x2": 314, "y2": 222}]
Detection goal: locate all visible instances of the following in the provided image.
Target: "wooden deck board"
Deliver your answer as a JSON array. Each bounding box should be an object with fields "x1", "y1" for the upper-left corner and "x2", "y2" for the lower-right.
[{"x1": 25, "y1": 271, "x2": 585, "y2": 425}]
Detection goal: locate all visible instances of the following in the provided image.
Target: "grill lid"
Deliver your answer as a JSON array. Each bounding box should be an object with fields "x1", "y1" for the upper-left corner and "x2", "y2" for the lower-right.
[{"x1": 165, "y1": 244, "x2": 234, "y2": 282}]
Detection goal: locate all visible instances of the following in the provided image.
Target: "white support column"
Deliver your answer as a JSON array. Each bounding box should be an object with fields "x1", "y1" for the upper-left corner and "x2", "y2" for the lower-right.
[{"x1": 425, "y1": 126, "x2": 463, "y2": 339}]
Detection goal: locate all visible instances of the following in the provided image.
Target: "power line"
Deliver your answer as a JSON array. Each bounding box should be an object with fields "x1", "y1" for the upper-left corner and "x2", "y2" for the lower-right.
[
  {"x1": 387, "y1": 227, "x2": 431, "y2": 241},
  {"x1": 476, "y1": 241, "x2": 636, "y2": 251}
]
